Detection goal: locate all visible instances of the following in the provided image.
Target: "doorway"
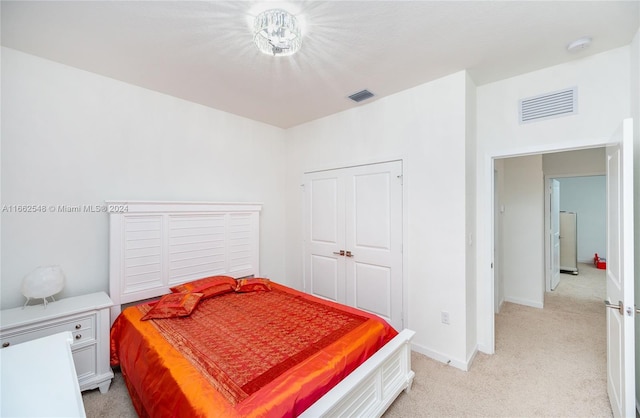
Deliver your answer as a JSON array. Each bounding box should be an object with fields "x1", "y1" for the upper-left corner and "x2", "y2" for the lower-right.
[
  {"x1": 493, "y1": 147, "x2": 606, "y2": 312},
  {"x1": 545, "y1": 174, "x2": 607, "y2": 292},
  {"x1": 492, "y1": 148, "x2": 609, "y2": 410},
  {"x1": 484, "y1": 119, "x2": 635, "y2": 417}
]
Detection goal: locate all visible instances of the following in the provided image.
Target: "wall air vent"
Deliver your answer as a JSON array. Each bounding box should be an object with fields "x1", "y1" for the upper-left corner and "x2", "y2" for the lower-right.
[
  {"x1": 348, "y1": 89, "x2": 375, "y2": 103},
  {"x1": 519, "y1": 87, "x2": 577, "y2": 124}
]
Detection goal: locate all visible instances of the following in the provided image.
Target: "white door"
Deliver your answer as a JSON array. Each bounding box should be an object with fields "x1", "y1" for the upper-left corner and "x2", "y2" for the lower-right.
[
  {"x1": 304, "y1": 172, "x2": 346, "y2": 303},
  {"x1": 605, "y1": 118, "x2": 635, "y2": 418},
  {"x1": 550, "y1": 179, "x2": 560, "y2": 290},
  {"x1": 304, "y1": 161, "x2": 403, "y2": 330}
]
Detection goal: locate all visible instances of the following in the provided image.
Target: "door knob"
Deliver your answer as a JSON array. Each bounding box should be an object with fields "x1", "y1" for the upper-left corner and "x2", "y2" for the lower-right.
[
  {"x1": 604, "y1": 299, "x2": 624, "y2": 315},
  {"x1": 345, "y1": 251, "x2": 354, "y2": 258},
  {"x1": 333, "y1": 250, "x2": 345, "y2": 256}
]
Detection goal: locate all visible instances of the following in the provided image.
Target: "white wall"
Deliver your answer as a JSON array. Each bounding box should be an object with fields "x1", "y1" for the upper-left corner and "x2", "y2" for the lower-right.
[
  {"x1": 285, "y1": 71, "x2": 475, "y2": 369},
  {"x1": 557, "y1": 176, "x2": 606, "y2": 262},
  {"x1": 476, "y1": 46, "x2": 631, "y2": 352},
  {"x1": 1, "y1": 47, "x2": 287, "y2": 309},
  {"x1": 542, "y1": 148, "x2": 605, "y2": 177},
  {"x1": 501, "y1": 155, "x2": 544, "y2": 308}
]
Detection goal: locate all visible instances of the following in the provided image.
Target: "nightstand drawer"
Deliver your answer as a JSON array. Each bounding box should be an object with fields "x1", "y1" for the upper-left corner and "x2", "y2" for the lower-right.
[{"x1": 0, "y1": 315, "x2": 95, "y2": 348}]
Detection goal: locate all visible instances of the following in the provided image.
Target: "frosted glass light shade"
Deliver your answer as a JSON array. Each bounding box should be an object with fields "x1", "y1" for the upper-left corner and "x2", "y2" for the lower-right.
[
  {"x1": 253, "y1": 9, "x2": 301, "y2": 56},
  {"x1": 22, "y1": 265, "x2": 65, "y2": 307}
]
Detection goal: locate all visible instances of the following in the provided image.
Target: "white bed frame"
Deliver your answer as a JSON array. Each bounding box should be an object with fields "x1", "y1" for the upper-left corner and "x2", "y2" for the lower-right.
[{"x1": 108, "y1": 201, "x2": 415, "y2": 417}]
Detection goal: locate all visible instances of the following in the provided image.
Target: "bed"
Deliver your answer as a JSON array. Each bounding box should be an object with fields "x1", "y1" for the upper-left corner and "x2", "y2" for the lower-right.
[{"x1": 108, "y1": 201, "x2": 415, "y2": 417}]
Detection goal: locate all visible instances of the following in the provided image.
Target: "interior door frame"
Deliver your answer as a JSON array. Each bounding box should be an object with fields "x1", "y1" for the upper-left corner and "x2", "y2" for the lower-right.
[
  {"x1": 493, "y1": 168, "x2": 503, "y2": 313},
  {"x1": 481, "y1": 128, "x2": 633, "y2": 414},
  {"x1": 543, "y1": 171, "x2": 605, "y2": 292},
  {"x1": 480, "y1": 139, "x2": 615, "y2": 355}
]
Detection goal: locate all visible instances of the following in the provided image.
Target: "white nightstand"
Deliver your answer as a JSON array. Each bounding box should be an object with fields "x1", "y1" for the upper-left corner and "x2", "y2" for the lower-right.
[{"x1": 0, "y1": 292, "x2": 114, "y2": 393}]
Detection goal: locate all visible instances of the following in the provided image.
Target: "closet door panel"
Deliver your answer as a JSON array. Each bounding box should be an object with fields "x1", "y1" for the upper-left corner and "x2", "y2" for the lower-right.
[
  {"x1": 352, "y1": 171, "x2": 392, "y2": 251},
  {"x1": 352, "y1": 262, "x2": 392, "y2": 320},
  {"x1": 309, "y1": 255, "x2": 341, "y2": 302},
  {"x1": 310, "y1": 177, "x2": 340, "y2": 243},
  {"x1": 305, "y1": 175, "x2": 346, "y2": 303},
  {"x1": 345, "y1": 162, "x2": 403, "y2": 330}
]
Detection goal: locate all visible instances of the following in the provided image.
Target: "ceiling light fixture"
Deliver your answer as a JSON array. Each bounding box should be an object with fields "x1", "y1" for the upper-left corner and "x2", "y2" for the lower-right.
[{"x1": 253, "y1": 9, "x2": 301, "y2": 57}]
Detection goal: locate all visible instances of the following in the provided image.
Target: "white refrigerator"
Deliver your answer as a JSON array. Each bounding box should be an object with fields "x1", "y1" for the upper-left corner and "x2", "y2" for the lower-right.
[{"x1": 559, "y1": 211, "x2": 578, "y2": 274}]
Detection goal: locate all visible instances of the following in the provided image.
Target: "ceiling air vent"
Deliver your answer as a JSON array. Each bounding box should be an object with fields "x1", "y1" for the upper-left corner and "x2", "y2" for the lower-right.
[
  {"x1": 348, "y1": 89, "x2": 375, "y2": 103},
  {"x1": 519, "y1": 87, "x2": 577, "y2": 124}
]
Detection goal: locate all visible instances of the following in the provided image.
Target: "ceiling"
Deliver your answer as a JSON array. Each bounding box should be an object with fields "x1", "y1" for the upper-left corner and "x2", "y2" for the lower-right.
[{"x1": 2, "y1": 1, "x2": 638, "y2": 129}]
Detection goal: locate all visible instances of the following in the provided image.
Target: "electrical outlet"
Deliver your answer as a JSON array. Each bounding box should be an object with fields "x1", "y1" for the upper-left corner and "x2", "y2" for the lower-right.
[{"x1": 441, "y1": 311, "x2": 450, "y2": 325}]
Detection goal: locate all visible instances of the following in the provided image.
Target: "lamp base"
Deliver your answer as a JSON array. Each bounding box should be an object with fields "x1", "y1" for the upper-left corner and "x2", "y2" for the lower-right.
[{"x1": 22, "y1": 295, "x2": 56, "y2": 309}]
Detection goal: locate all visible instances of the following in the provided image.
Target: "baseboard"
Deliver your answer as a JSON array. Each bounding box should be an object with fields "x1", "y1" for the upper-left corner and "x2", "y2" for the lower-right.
[
  {"x1": 477, "y1": 343, "x2": 493, "y2": 355},
  {"x1": 411, "y1": 342, "x2": 469, "y2": 371},
  {"x1": 504, "y1": 296, "x2": 543, "y2": 309},
  {"x1": 466, "y1": 346, "x2": 478, "y2": 369}
]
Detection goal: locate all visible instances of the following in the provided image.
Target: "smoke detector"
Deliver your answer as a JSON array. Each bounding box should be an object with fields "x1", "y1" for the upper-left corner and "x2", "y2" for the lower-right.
[{"x1": 567, "y1": 37, "x2": 591, "y2": 53}]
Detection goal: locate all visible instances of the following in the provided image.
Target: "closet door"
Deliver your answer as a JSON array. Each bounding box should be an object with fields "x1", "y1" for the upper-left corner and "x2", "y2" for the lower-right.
[
  {"x1": 304, "y1": 172, "x2": 346, "y2": 303},
  {"x1": 304, "y1": 161, "x2": 403, "y2": 330}
]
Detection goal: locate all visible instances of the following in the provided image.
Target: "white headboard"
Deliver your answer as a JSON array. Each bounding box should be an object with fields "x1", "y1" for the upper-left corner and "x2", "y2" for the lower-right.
[{"x1": 107, "y1": 201, "x2": 262, "y2": 323}]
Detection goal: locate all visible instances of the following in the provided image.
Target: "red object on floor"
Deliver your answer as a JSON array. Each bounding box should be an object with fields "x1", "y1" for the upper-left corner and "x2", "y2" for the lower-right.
[{"x1": 594, "y1": 253, "x2": 606, "y2": 270}]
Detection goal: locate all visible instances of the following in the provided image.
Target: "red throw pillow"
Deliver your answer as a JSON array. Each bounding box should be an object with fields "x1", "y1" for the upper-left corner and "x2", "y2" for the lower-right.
[
  {"x1": 170, "y1": 275, "x2": 236, "y2": 299},
  {"x1": 235, "y1": 278, "x2": 271, "y2": 293},
  {"x1": 140, "y1": 292, "x2": 203, "y2": 321}
]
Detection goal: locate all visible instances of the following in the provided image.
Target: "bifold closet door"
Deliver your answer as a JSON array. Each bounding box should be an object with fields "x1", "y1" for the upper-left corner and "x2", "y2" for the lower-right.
[{"x1": 304, "y1": 161, "x2": 403, "y2": 330}]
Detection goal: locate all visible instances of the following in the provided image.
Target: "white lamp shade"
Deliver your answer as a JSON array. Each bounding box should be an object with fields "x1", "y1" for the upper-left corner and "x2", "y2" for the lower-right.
[{"x1": 22, "y1": 266, "x2": 65, "y2": 299}]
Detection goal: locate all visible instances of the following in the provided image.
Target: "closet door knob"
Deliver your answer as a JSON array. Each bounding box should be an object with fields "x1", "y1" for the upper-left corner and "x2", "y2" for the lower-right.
[
  {"x1": 333, "y1": 250, "x2": 345, "y2": 256},
  {"x1": 345, "y1": 251, "x2": 354, "y2": 258}
]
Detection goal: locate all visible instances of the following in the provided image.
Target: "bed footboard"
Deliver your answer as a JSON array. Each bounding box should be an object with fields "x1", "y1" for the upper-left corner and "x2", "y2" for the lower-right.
[{"x1": 300, "y1": 329, "x2": 415, "y2": 417}]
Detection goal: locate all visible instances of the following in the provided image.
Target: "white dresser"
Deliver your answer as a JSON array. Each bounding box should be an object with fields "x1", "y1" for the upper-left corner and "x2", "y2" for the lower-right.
[
  {"x1": 0, "y1": 331, "x2": 86, "y2": 417},
  {"x1": 0, "y1": 292, "x2": 114, "y2": 393}
]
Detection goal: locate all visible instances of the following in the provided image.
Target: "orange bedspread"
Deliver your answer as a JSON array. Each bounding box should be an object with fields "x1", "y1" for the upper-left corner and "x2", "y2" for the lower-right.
[{"x1": 110, "y1": 282, "x2": 397, "y2": 417}]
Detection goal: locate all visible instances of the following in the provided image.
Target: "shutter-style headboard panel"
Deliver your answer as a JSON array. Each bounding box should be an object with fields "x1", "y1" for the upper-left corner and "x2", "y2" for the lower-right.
[{"x1": 107, "y1": 201, "x2": 262, "y2": 323}]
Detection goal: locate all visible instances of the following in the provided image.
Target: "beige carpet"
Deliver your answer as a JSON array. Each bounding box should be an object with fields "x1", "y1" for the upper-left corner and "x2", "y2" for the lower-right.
[
  {"x1": 82, "y1": 368, "x2": 136, "y2": 417},
  {"x1": 384, "y1": 262, "x2": 610, "y2": 418},
  {"x1": 83, "y1": 263, "x2": 610, "y2": 417}
]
